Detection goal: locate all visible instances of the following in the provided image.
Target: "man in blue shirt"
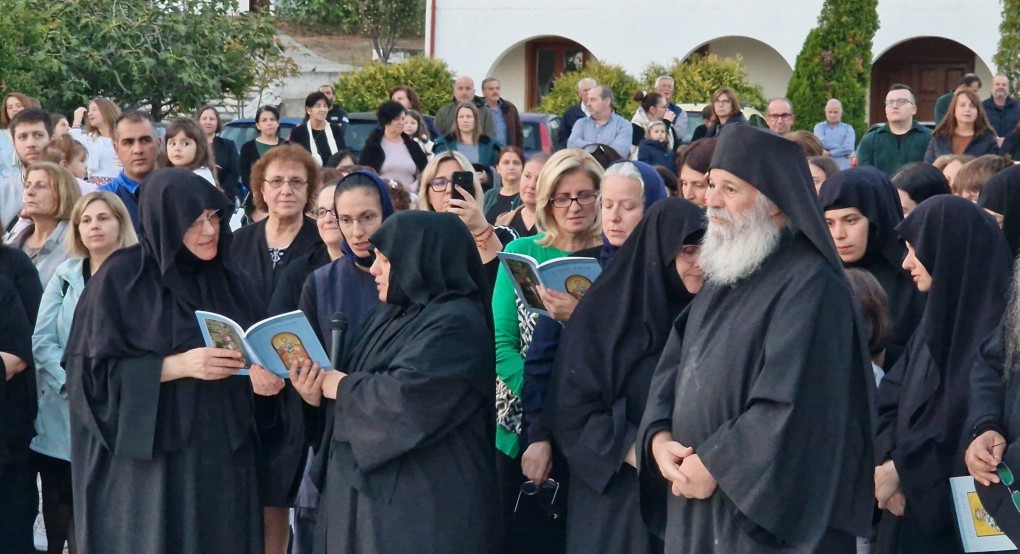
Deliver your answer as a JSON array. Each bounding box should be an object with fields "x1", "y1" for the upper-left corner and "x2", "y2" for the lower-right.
[
  {"x1": 567, "y1": 85, "x2": 632, "y2": 158},
  {"x1": 812, "y1": 99, "x2": 856, "y2": 169},
  {"x1": 99, "y1": 110, "x2": 160, "y2": 228},
  {"x1": 481, "y1": 77, "x2": 524, "y2": 148}
]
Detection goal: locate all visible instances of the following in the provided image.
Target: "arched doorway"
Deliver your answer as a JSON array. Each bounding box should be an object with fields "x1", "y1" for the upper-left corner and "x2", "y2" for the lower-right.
[
  {"x1": 524, "y1": 37, "x2": 593, "y2": 109},
  {"x1": 871, "y1": 37, "x2": 993, "y2": 124},
  {"x1": 683, "y1": 36, "x2": 793, "y2": 102}
]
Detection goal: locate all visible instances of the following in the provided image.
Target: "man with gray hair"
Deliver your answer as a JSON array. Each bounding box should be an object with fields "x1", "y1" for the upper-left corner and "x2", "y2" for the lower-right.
[
  {"x1": 764, "y1": 98, "x2": 796, "y2": 135},
  {"x1": 982, "y1": 74, "x2": 1020, "y2": 140},
  {"x1": 652, "y1": 75, "x2": 689, "y2": 140},
  {"x1": 812, "y1": 98, "x2": 855, "y2": 169},
  {"x1": 434, "y1": 75, "x2": 496, "y2": 137},
  {"x1": 560, "y1": 77, "x2": 596, "y2": 147},
  {"x1": 567, "y1": 85, "x2": 632, "y2": 158},
  {"x1": 481, "y1": 77, "x2": 523, "y2": 147}
]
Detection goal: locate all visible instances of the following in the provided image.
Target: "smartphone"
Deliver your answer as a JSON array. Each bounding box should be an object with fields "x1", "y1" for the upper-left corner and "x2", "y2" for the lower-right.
[{"x1": 450, "y1": 171, "x2": 474, "y2": 202}]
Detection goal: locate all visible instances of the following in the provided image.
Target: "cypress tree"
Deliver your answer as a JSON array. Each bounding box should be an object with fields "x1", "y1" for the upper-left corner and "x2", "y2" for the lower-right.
[
  {"x1": 994, "y1": 0, "x2": 1020, "y2": 91},
  {"x1": 786, "y1": 0, "x2": 879, "y2": 138}
]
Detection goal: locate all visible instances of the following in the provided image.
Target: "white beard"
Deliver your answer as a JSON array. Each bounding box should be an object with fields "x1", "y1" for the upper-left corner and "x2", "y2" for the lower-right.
[
  {"x1": 699, "y1": 193, "x2": 784, "y2": 287},
  {"x1": 1006, "y1": 258, "x2": 1020, "y2": 379}
]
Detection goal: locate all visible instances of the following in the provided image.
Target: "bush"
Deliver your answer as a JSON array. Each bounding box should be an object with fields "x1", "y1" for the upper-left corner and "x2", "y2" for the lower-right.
[
  {"x1": 536, "y1": 61, "x2": 642, "y2": 117},
  {"x1": 642, "y1": 54, "x2": 766, "y2": 108},
  {"x1": 333, "y1": 56, "x2": 454, "y2": 114},
  {"x1": 995, "y1": 0, "x2": 1020, "y2": 92},
  {"x1": 785, "y1": 0, "x2": 879, "y2": 138}
]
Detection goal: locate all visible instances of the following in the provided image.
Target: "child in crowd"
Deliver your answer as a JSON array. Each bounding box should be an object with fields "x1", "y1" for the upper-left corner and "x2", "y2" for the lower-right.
[
  {"x1": 158, "y1": 116, "x2": 218, "y2": 187},
  {"x1": 45, "y1": 134, "x2": 96, "y2": 194},
  {"x1": 637, "y1": 120, "x2": 675, "y2": 172},
  {"x1": 403, "y1": 110, "x2": 434, "y2": 158}
]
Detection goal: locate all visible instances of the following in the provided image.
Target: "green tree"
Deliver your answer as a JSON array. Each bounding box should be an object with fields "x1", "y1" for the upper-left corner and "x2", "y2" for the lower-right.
[
  {"x1": 347, "y1": 0, "x2": 425, "y2": 63},
  {"x1": 994, "y1": 0, "x2": 1020, "y2": 91},
  {"x1": 0, "y1": 0, "x2": 61, "y2": 96},
  {"x1": 785, "y1": 0, "x2": 879, "y2": 137},
  {"x1": 642, "y1": 54, "x2": 765, "y2": 108},
  {"x1": 333, "y1": 56, "x2": 454, "y2": 114},
  {"x1": 536, "y1": 61, "x2": 642, "y2": 117}
]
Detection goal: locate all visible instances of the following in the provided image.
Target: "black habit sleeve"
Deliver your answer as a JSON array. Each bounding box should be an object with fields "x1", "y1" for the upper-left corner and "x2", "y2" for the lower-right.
[{"x1": 969, "y1": 319, "x2": 1008, "y2": 438}]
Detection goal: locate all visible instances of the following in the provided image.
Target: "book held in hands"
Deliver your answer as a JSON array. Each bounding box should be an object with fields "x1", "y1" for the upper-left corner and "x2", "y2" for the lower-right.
[
  {"x1": 497, "y1": 252, "x2": 602, "y2": 317},
  {"x1": 950, "y1": 475, "x2": 1018, "y2": 552},
  {"x1": 195, "y1": 310, "x2": 331, "y2": 378}
]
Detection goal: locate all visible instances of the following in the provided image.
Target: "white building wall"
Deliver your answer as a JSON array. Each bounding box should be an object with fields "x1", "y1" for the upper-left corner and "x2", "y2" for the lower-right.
[{"x1": 432, "y1": 0, "x2": 1002, "y2": 109}]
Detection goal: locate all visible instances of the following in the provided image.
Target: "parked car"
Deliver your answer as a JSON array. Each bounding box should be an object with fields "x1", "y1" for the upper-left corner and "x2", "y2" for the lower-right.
[
  {"x1": 519, "y1": 113, "x2": 561, "y2": 158},
  {"x1": 676, "y1": 103, "x2": 767, "y2": 144},
  {"x1": 221, "y1": 117, "x2": 303, "y2": 154}
]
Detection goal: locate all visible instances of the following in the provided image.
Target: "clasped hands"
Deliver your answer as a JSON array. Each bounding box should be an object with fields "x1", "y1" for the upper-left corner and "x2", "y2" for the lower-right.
[
  {"x1": 252, "y1": 359, "x2": 346, "y2": 402},
  {"x1": 875, "y1": 459, "x2": 906, "y2": 516},
  {"x1": 650, "y1": 430, "x2": 717, "y2": 500}
]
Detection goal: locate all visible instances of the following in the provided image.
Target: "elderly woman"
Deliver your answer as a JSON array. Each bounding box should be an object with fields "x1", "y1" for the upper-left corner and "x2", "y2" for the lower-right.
[
  {"x1": 64, "y1": 169, "x2": 285, "y2": 552},
  {"x1": 433, "y1": 102, "x2": 501, "y2": 187},
  {"x1": 69, "y1": 98, "x2": 121, "y2": 184},
  {"x1": 289, "y1": 92, "x2": 347, "y2": 166},
  {"x1": 5, "y1": 162, "x2": 82, "y2": 285},
  {"x1": 358, "y1": 101, "x2": 428, "y2": 195},
  {"x1": 31, "y1": 191, "x2": 137, "y2": 554}
]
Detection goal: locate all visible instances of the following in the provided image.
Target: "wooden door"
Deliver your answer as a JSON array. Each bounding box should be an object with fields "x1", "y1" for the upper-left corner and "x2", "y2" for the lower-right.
[
  {"x1": 870, "y1": 38, "x2": 975, "y2": 124},
  {"x1": 526, "y1": 39, "x2": 591, "y2": 110}
]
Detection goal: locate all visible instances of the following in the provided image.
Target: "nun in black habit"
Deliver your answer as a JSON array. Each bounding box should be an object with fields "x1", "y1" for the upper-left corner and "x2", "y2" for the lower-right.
[
  {"x1": 874, "y1": 195, "x2": 1013, "y2": 553},
  {"x1": 549, "y1": 198, "x2": 706, "y2": 554},
  {"x1": 979, "y1": 164, "x2": 1020, "y2": 257},
  {"x1": 636, "y1": 125, "x2": 875, "y2": 553},
  {"x1": 313, "y1": 210, "x2": 497, "y2": 554},
  {"x1": 64, "y1": 169, "x2": 278, "y2": 553},
  {"x1": 819, "y1": 167, "x2": 926, "y2": 369}
]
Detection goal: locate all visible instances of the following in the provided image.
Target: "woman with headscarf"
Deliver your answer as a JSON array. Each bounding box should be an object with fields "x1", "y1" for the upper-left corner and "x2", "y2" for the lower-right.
[
  {"x1": 550, "y1": 198, "x2": 706, "y2": 554},
  {"x1": 978, "y1": 164, "x2": 1020, "y2": 256},
  {"x1": 64, "y1": 168, "x2": 285, "y2": 552},
  {"x1": 0, "y1": 272, "x2": 34, "y2": 553},
  {"x1": 890, "y1": 162, "x2": 951, "y2": 217},
  {"x1": 304, "y1": 210, "x2": 497, "y2": 552},
  {"x1": 873, "y1": 195, "x2": 1012, "y2": 553},
  {"x1": 819, "y1": 167, "x2": 925, "y2": 369}
]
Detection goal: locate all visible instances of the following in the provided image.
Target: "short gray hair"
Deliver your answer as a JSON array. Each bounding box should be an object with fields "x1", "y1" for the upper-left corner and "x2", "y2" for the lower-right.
[
  {"x1": 481, "y1": 77, "x2": 500, "y2": 89},
  {"x1": 577, "y1": 77, "x2": 597, "y2": 90},
  {"x1": 767, "y1": 97, "x2": 794, "y2": 113},
  {"x1": 655, "y1": 75, "x2": 675, "y2": 87},
  {"x1": 602, "y1": 161, "x2": 646, "y2": 203},
  {"x1": 825, "y1": 98, "x2": 843, "y2": 110}
]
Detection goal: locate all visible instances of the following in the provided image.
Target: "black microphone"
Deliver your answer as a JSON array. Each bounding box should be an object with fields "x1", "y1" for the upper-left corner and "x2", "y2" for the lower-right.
[{"x1": 329, "y1": 312, "x2": 349, "y2": 371}]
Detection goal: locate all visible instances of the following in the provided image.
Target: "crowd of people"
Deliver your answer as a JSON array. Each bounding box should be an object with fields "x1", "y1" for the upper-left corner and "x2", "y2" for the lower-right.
[{"x1": 1, "y1": 67, "x2": 1020, "y2": 554}]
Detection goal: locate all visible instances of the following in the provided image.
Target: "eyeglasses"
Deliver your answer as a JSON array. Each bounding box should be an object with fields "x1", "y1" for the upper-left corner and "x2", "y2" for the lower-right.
[
  {"x1": 264, "y1": 178, "x2": 308, "y2": 190},
  {"x1": 311, "y1": 208, "x2": 335, "y2": 220},
  {"x1": 515, "y1": 479, "x2": 560, "y2": 518},
  {"x1": 713, "y1": 99, "x2": 732, "y2": 105},
  {"x1": 550, "y1": 191, "x2": 598, "y2": 209},
  {"x1": 428, "y1": 177, "x2": 452, "y2": 192},
  {"x1": 678, "y1": 244, "x2": 700, "y2": 262},
  {"x1": 884, "y1": 99, "x2": 914, "y2": 107},
  {"x1": 189, "y1": 208, "x2": 222, "y2": 230},
  {"x1": 997, "y1": 462, "x2": 1020, "y2": 513},
  {"x1": 336, "y1": 212, "x2": 380, "y2": 229},
  {"x1": 765, "y1": 113, "x2": 794, "y2": 121}
]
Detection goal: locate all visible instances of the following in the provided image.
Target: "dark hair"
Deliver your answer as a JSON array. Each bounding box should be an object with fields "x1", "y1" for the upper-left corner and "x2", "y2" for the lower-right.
[
  {"x1": 319, "y1": 84, "x2": 335, "y2": 94},
  {"x1": 888, "y1": 83, "x2": 916, "y2": 102},
  {"x1": 114, "y1": 110, "x2": 155, "y2": 140},
  {"x1": 386, "y1": 179, "x2": 412, "y2": 211},
  {"x1": 960, "y1": 73, "x2": 982, "y2": 88},
  {"x1": 389, "y1": 85, "x2": 423, "y2": 112},
  {"x1": 334, "y1": 172, "x2": 384, "y2": 210},
  {"x1": 581, "y1": 143, "x2": 622, "y2": 169},
  {"x1": 807, "y1": 156, "x2": 840, "y2": 179},
  {"x1": 677, "y1": 138, "x2": 717, "y2": 174},
  {"x1": 891, "y1": 162, "x2": 951, "y2": 203},
  {"x1": 786, "y1": 130, "x2": 823, "y2": 157},
  {"x1": 49, "y1": 112, "x2": 67, "y2": 126},
  {"x1": 403, "y1": 110, "x2": 430, "y2": 142},
  {"x1": 158, "y1": 116, "x2": 215, "y2": 174},
  {"x1": 497, "y1": 146, "x2": 525, "y2": 166},
  {"x1": 10, "y1": 108, "x2": 53, "y2": 138},
  {"x1": 845, "y1": 268, "x2": 893, "y2": 359},
  {"x1": 305, "y1": 91, "x2": 329, "y2": 110},
  {"x1": 324, "y1": 150, "x2": 356, "y2": 169},
  {"x1": 255, "y1": 104, "x2": 281, "y2": 136},
  {"x1": 655, "y1": 165, "x2": 679, "y2": 195},
  {"x1": 376, "y1": 101, "x2": 406, "y2": 127},
  {"x1": 632, "y1": 91, "x2": 664, "y2": 113},
  {"x1": 1, "y1": 93, "x2": 37, "y2": 128},
  {"x1": 194, "y1": 105, "x2": 223, "y2": 134}
]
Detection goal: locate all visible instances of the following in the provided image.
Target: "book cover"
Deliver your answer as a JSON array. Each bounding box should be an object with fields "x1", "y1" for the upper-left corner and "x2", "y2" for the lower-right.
[
  {"x1": 950, "y1": 476, "x2": 1018, "y2": 552},
  {"x1": 195, "y1": 310, "x2": 331, "y2": 379},
  {"x1": 497, "y1": 252, "x2": 602, "y2": 317}
]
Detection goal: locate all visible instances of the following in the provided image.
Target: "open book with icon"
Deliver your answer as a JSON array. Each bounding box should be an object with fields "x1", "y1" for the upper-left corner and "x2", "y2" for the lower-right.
[
  {"x1": 497, "y1": 252, "x2": 602, "y2": 317},
  {"x1": 195, "y1": 310, "x2": 331, "y2": 378},
  {"x1": 950, "y1": 476, "x2": 1018, "y2": 552}
]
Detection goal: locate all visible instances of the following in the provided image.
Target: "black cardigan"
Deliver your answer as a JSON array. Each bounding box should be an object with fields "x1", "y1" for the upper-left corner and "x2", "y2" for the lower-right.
[
  {"x1": 239, "y1": 139, "x2": 282, "y2": 190},
  {"x1": 212, "y1": 136, "x2": 242, "y2": 203},
  {"x1": 358, "y1": 129, "x2": 429, "y2": 175},
  {"x1": 288, "y1": 122, "x2": 346, "y2": 161}
]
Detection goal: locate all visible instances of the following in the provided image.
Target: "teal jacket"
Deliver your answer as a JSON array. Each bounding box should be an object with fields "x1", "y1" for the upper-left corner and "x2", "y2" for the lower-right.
[
  {"x1": 856, "y1": 122, "x2": 932, "y2": 176},
  {"x1": 31, "y1": 257, "x2": 85, "y2": 461},
  {"x1": 482, "y1": 187, "x2": 521, "y2": 220}
]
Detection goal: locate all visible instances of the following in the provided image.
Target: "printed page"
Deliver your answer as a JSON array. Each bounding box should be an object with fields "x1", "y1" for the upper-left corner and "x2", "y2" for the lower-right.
[
  {"x1": 497, "y1": 252, "x2": 550, "y2": 317},
  {"x1": 537, "y1": 257, "x2": 602, "y2": 300},
  {"x1": 195, "y1": 311, "x2": 259, "y2": 371},
  {"x1": 245, "y1": 310, "x2": 331, "y2": 378},
  {"x1": 950, "y1": 476, "x2": 1018, "y2": 552}
]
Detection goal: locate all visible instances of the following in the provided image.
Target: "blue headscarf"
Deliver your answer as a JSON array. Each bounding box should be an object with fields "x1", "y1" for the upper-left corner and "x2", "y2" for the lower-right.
[
  {"x1": 599, "y1": 160, "x2": 667, "y2": 267},
  {"x1": 335, "y1": 170, "x2": 396, "y2": 267}
]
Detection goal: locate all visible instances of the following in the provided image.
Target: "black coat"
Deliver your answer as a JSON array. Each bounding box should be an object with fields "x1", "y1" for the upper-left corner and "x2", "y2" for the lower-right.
[
  {"x1": 289, "y1": 122, "x2": 346, "y2": 163},
  {"x1": 358, "y1": 130, "x2": 428, "y2": 176},
  {"x1": 560, "y1": 104, "x2": 586, "y2": 148},
  {"x1": 923, "y1": 130, "x2": 999, "y2": 163},
  {"x1": 212, "y1": 136, "x2": 242, "y2": 203}
]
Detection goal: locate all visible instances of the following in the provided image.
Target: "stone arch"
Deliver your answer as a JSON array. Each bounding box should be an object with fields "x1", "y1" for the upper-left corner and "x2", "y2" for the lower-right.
[{"x1": 681, "y1": 36, "x2": 794, "y2": 102}]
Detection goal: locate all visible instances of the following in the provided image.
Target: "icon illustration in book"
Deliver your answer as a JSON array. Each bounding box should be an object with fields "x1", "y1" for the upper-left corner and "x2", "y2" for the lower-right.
[
  {"x1": 272, "y1": 332, "x2": 312, "y2": 368},
  {"x1": 564, "y1": 275, "x2": 593, "y2": 301},
  {"x1": 207, "y1": 320, "x2": 244, "y2": 354}
]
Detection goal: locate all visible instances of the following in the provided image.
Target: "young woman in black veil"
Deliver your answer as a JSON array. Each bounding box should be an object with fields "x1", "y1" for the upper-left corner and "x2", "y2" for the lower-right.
[
  {"x1": 549, "y1": 198, "x2": 707, "y2": 553},
  {"x1": 978, "y1": 164, "x2": 1020, "y2": 256},
  {"x1": 64, "y1": 168, "x2": 286, "y2": 552},
  {"x1": 873, "y1": 195, "x2": 1013, "y2": 553},
  {"x1": 292, "y1": 210, "x2": 497, "y2": 553},
  {"x1": 819, "y1": 167, "x2": 925, "y2": 370}
]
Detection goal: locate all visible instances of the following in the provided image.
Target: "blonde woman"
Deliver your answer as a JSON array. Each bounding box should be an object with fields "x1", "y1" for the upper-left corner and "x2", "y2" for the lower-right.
[
  {"x1": 31, "y1": 191, "x2": 137, "y2": 554},
  {"x1": 70, "y1": 98, "x2": 121, "y2": 184},
  {"x1": 5, "y1": 162, "x2": 82, "y2": 285}
]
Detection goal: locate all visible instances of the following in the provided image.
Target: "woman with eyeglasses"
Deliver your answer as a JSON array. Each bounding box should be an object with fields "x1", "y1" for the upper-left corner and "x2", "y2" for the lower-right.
[
  {"x1": 703, "y1": 88, "x2": 747, "y2": 139},
  {"x1": 64, "y1": 169, "x2": 287, "y2": 552},
  {"x1": 924, "y1": 90, "x2": 1000, "y2": 163},
  {"x1": 873, "y1": 195, "x2": 1011, "y2": 553}
]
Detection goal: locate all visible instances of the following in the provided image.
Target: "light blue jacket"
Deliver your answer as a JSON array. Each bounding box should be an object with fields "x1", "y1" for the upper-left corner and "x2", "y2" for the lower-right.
[{"x1": 30, "y1": 257, "x2": 84, "y2": 461}]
